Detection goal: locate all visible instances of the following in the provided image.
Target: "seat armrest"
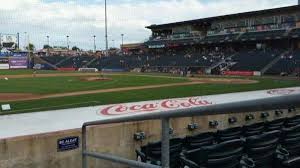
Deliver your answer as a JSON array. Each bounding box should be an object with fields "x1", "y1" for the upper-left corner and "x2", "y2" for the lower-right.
[
  {"x1": 282, "y1": 156, "x2": 300, "y2": 167},
  {"x1": 275, "y1": 146, "x2": 290, "y2": 161},
  {"x1": 240, "y1": 156, "x2": 255, "y2": 168},
  {"x1": 135, "y1": 149, "x2": 147, "y2": 162},
  {"x1": 180, "y1": 156, "x2": 200, "y2": 168}
]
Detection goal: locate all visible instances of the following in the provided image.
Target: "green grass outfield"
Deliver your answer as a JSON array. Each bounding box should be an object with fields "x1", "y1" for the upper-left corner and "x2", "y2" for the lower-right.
[
  {"x1": 0, "y1": 75, "x2": 188, "y2": 94},
  {"x1": 0, "y1": 69, "x2": 71, "y2": 75},
  {"x1": 1, "y1": 76, "x2": 299, "y2": 115}
]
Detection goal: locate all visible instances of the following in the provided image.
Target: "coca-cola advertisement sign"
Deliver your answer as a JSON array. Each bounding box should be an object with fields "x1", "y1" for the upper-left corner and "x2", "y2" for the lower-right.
[
  {"x1": 98, "y1": 97, "x2": 213, "y2": 116},
  {"x1": 267, "y1": 89, "x2": 296, "y2": 95}
]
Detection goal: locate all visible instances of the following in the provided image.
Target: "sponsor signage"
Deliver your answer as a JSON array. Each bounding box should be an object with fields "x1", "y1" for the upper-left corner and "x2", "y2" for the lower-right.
[
  {"x1": 99, "y1": 97, "x2": 212, "y2": 116},
  {"x1": 12, "y1": 52, "x2": 27, "y2": 57},
  {"x1": 0, "y1": 64, "x2": 9, "y2": 69},
  {"x1": 9, "y1": 57, "x2": 27, "y2": 69},
  {"x1": 148, "y1": 44, "x2": 165, "y2": 49},
  {"x1": 223, "y1": 71, "x2": 254, "y2": 76},
  {"x1": 57, "y1": 136, "x2": 80, "y2": 152},
  {"x1": 0, "y1": 58, "x2": 8, "y2": 64}
]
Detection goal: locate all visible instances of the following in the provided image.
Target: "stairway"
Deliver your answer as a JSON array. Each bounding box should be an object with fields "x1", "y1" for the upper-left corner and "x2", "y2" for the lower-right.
[
  {"x1": 260, "y1": 51, "x2": 288, "y2": 75},
  {"x1": 34, "y1": 56, "x2": 58, "y2": 69},
  {"x1": 85, "y1": 57, "x2": 98, "y2": 67},
  {"x1": 55, "y1": 56, "x2": 72, "y2": 67},
  {"x1": 205, "y1": 53, "x2": 237, "y2": 74}
]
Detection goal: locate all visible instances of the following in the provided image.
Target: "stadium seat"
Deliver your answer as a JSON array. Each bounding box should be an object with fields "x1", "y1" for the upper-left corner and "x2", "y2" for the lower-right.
[
  {"x1": 285, "y1": 115, "x2": 300, "y2": 127},
  {"x1": 136, "y1": 138, "x2": 183, "y2": 168},
  {"x1": 216, "y1": 127, "x2": 242, "y2": 142},
  {"x1": 281, "y1": 125, "x2": 300, "y2": 156},
  {"x1": 266, "y1": 118, "x2": 285, "y2": 132},
  {"x1": 243, "y1": 122, "x2": 265, "y2": 137},
  {"x1": 184, "y1": 132, "x2": 215, "y2": 150},
  {"x1": 180, "y1": 139, "x2": 254, "y2": 168},
  {"x1": 245, "y1": 130, "x2": 287, "y2": 168}
]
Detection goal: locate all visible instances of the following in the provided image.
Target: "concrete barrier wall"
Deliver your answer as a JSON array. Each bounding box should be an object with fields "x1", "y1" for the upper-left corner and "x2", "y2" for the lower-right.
[{"x1": 0, "y1": 109, "x2": 299, "y2": 168}]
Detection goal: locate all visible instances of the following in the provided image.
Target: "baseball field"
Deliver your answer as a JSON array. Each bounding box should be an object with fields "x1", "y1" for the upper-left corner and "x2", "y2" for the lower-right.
[{"x1": 0, "y1": 69, "x2": 299, "y2": 115}]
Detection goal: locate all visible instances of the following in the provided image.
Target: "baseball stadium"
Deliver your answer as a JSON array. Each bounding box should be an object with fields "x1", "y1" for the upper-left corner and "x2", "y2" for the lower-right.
[{"x1": 1, "y1": 1, "x2": 300, "y2": 168}]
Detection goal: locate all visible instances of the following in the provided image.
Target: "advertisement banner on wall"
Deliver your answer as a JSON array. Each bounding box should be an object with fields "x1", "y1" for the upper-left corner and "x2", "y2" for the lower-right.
[
  {"x1": 9, "y1": 57, "x2": 27, "y2": 69},
  {"x1": 222, "y1": 71, "x2": 254, "y2": 76},
  {"x1": 0, "y1": 64, "x2": 9, "y2": 69},
  {"x1": 0, "y1": 58, "x2": 9, "y2": 64}
]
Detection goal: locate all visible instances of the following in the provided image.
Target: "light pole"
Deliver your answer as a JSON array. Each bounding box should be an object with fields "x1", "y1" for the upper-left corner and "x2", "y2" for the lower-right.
[
  {"x1": 93, "y1": 35, "x2": 96, "y2": 53},
  {"x1": 121, "y1": 34, "x2": 124, "y2": 53},
  {"x1": 24, "y1": 32, "x2": 27, "y2": 50},
  {"x1": 46, "y1": 36, "x2": 50, "y2": 46},
  {"x1": 121, "y1": 34, "x2": 124, "y2": 46},
  {"x1": 66, "y1": 35, "x2": 69, "y2": 50},
  {"x1": 46, "y1": 35, "x2": 50, "y2": 56},
  {"x1": 105, "y1": 0, "x2": 108, "y2": 56}
]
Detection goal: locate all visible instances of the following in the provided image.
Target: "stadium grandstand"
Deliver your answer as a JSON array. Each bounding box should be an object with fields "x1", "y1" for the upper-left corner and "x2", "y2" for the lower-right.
[{"x1": 29, "y1": 5, "x2": 300, "y2": 77}]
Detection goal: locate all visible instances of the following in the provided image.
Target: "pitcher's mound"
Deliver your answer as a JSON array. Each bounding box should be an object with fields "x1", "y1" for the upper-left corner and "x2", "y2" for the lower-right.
[{"x1": 80, "y1": 77, "x2": 112, "y2": 82}]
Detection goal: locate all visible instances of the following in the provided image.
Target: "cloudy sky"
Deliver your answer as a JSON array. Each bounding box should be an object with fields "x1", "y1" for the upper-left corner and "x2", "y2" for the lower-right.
[{"x1": 0, "y1": 0, "x2": 298, "y2": 50}]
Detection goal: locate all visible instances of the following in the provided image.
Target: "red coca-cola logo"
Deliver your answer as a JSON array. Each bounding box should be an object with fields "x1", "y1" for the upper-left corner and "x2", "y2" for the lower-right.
[
  {"x1": 98, "y1": 97, "x2": 213, "y2": 116},
  {"x1": 267, "y1": 89, "x2": 295, "y2": 95}
]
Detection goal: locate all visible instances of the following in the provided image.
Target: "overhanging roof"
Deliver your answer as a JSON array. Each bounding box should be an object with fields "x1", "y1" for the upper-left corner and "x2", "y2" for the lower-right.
[{"x1": 146, "y1": 5, "x2": 300, "y2": 30}]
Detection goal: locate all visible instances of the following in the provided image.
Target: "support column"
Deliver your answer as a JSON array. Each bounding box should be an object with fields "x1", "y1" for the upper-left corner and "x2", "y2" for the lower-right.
[{"x1": 161, "y1": 118, "x2": 170, "y2": 168}]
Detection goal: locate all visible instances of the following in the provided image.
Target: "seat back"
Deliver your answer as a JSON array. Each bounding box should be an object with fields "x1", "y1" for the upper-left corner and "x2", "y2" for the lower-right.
[
  {"x1": 285, "y1": 115, "x2": 300, "y2": 127},
  {"x1": 216, "y1": 127, "x2": 242, "y2": 142},
  {"x1": 146, "y1": 138, "x2": 183, "y2": 158},
  {"x1": 145, "y1": 138, "x2": 183, "y2": 167},
  {"x1": 243, "y1": 122, "x2": 265, "y2": 137},
  {"x1": 266, "y1": 118, "x2": 285, "y2": 131},
  {"x1": 185, "y1": 132, "x2": 215, "y2": 150},
  {"x1": 184, "y1": 139, "x2": 244, "y2": 168},
  {"x1": 281, "y1": 125, "x2": 300, "y2": 156},
  {"x1": 245, "y1": 130, "x2": 281, "y2": 168}
]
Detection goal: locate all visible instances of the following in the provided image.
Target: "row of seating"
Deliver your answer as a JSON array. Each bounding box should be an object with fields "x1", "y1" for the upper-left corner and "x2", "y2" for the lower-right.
[{"x1": 136, "y1": 115, "x2": 300, "y2": 168}]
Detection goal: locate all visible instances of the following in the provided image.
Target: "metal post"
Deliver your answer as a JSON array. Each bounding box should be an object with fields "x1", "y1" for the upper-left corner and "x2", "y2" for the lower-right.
[
  {"x1": 47, "y1": 36, "x2": 50, "y2": 46},
  {"x1": 82, "y1": 125, "x2": 87, "y2": 168},
  {"x1": 161, "y1": 118, "x2": 170, "y2": 168},
  {"x1": 93, "y1": 35, "x2": 96, "y2": 53},
  {"x1": 17, "y1": 33, "x2": 20, "y2": 50},
  {"x1": 66, "y1": 35, "x2": 69, "y2": 50},
  {"x1": 105, "y1": 0, "x2": 108, "y2": 56}
]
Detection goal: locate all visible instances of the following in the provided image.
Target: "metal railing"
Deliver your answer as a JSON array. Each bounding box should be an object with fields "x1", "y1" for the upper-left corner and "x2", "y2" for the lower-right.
[{"x1": 82, "y1": 88, "x2": 300, "y2": 168}]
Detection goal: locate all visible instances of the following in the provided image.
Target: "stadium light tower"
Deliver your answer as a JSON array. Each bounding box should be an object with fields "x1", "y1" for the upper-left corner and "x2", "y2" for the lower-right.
[
  {"x1": 121, "y1": 34, "x2": 124, "y2": 47},
  {"x1": 24, "y1": 32, "x2": 27, "y2": 50},
  {"x1": 66, "y1": 35, "x2": 69, "y2": 50},
  {"x1": 46, "y1": 36, "x2": 50, "y2": 46},
  {"x1": 105, "y1": 0, "x2": 108, "y2": 56},
  {"x1": 93, "y1": 35, "x2": 96, "y2": 53}
]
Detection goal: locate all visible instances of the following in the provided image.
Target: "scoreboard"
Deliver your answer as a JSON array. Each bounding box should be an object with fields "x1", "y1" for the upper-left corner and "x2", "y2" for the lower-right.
[{"x1": 0, "y1": 34, "x2": 17, "y2": 50}]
